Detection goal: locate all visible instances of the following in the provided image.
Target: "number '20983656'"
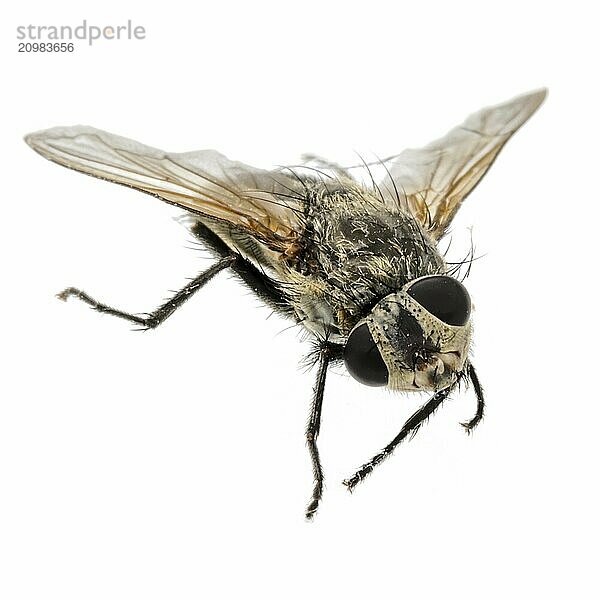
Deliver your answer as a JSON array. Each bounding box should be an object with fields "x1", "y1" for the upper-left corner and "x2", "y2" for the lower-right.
[{"x1": 18, "y1": 42, "x2": 74, "y2": 52}]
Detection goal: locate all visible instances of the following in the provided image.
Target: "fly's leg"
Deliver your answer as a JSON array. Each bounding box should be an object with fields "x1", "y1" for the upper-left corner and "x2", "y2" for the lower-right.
[
  {"x1": 343, "y1": 386, "x2": 453, "y2": 492},
  {"x1": 190, "y1": 221, "x2": 296, "y2": 320},
  {"x1": 305, "y1": 344, "x2": 335, "y2": 520},
  {"x1": 461, "y1": 363, "x2": 485, "y2": 433},
  {"x1": 57, "y1": 255, "x2": 236, "y2": 329}
]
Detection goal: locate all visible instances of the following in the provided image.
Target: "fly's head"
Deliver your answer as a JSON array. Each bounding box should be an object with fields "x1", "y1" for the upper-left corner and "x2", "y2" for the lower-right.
[{"x1": 343, "y1": 276, "x2": 472, "y2": 392}]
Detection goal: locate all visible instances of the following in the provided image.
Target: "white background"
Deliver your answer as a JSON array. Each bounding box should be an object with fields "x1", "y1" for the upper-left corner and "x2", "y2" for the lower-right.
[{"x1": 2, "y1": 1, "x2": 598, "y2": 599}]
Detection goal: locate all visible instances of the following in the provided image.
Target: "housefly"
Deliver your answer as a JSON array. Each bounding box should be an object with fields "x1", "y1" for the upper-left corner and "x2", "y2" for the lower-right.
[{"x1": 25, "y1": 89, "x2": 547, "y2": 518}]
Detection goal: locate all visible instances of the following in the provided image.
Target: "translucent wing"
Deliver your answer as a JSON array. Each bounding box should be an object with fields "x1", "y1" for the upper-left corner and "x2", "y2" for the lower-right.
[
  {"x1": 24, "y1": 126, "x2": 305, "y2": 253},
  {"x1": 380, "y1": 89, "x2": 547, "y2": 240}
]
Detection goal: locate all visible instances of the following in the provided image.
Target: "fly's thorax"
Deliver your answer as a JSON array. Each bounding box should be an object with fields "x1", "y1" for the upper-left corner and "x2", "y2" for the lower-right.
[{"x1": 284, "y1": 185, "x2": 449, "y2": 339}]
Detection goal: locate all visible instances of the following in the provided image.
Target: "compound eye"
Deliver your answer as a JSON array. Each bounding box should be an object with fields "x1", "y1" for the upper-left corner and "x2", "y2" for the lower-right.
[
  {"x1": 344, "y1": 323, "x2": 388, "y2": 387},
  {"x1": 407, "y1": 276, "x2": 471, "y2": 326}
]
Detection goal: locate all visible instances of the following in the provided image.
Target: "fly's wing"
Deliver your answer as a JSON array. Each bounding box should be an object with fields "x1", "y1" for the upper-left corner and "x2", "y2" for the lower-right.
[
  {"x1": 24, "y1": 126, "x2": 304, "y2": 253},
  {"x1": 380, "y1": 89, "x2": 547, "y2": 240}
]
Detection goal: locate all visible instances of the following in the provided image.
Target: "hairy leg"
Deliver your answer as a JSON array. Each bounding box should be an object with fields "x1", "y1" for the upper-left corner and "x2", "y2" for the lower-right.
[
  {"x1": 343, "y1": 386, "x2": 453, "y2": 492},
  {"x1": 305, "y1": 344, "x2": 335, "y2": 520},
  {"x1": 191, "y1": 221, "x2": 295, "y2": 319},
  {"x1": 461, "y1": 363, "x2": 485, "y2": 433},
  {"x1": 57, "y1": 255, "x2": 236, "y2": 329}
]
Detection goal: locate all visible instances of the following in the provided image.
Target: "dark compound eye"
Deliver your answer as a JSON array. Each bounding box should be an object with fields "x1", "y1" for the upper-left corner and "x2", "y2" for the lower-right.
[
  {"x1": 344, "y1": 323, "x2": 389, "y2": 387},
  {"x1": 407, "y1": 276, "x2": 471, "y2": 326}
]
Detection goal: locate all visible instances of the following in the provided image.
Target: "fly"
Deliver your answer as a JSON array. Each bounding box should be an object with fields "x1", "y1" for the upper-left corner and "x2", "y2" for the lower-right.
[{"x1": 25, "y1": 89, "x2": 547, "y2": 519}]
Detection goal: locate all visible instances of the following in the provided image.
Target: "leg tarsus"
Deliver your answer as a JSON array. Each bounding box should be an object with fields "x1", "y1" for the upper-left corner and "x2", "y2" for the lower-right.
[
  {"x1": 57, "y1": 287, "x2": 148, "y2": 326},
  {"x1": 461, "y1": 363, "x2": 485, "y2": 434},
  {"x1": 57, "y1": 255, "x2": 236, "y2": 329},
  {"x1": 342, "y1": 386, "x2": 453, "y2": 492}
]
